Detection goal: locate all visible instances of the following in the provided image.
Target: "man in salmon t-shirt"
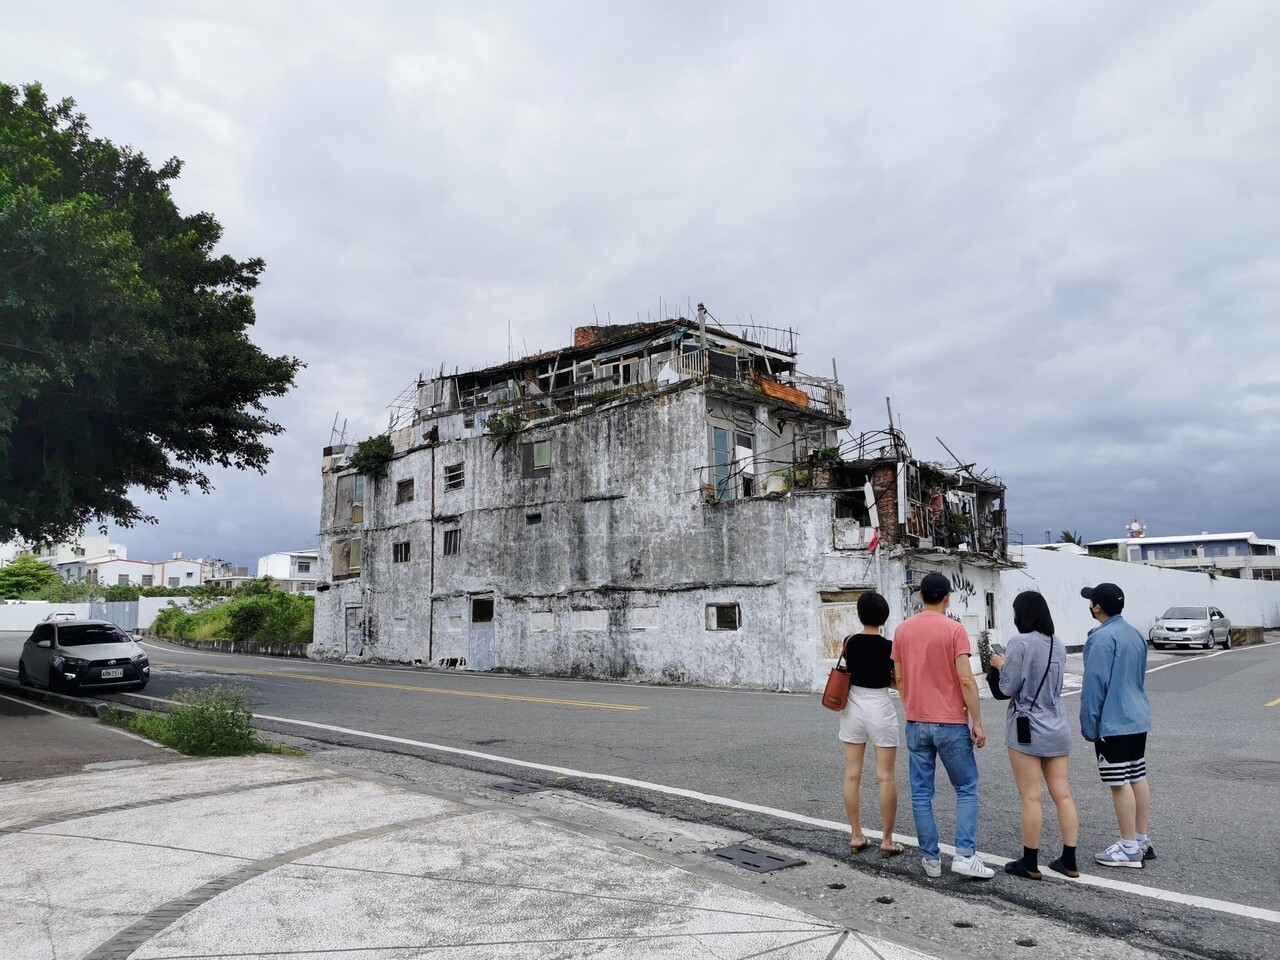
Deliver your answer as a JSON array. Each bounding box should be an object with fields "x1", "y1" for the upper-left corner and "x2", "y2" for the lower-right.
[{"x1": 891, "y1": 572, "x2": 994, "y2": 880}]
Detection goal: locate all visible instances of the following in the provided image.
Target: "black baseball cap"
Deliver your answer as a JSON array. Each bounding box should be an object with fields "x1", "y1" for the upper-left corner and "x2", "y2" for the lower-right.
[
  {"x1": 1081, "y1": 582, "x2": 1125, "y2": 614},
  {"x1": 920, "y1": 572, "x2": 953, "y2": 603}
]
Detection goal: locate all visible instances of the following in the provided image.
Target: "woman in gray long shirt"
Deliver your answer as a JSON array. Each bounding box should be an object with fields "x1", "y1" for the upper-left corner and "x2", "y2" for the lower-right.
[{"x1": 990, "y1": 591, "x2": 1080, "y2": 879}]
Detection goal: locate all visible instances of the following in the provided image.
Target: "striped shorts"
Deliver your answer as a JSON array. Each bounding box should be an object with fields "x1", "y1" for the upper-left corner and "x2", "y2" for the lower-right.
[{"x1": 1095, "y1": 732, "x2": 1148, "y2": 785}]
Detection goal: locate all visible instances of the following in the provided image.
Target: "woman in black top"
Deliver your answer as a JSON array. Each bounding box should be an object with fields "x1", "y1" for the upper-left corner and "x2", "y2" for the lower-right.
[{"x1": 838, "y1": 591, "x2": 903, "y2": 856}]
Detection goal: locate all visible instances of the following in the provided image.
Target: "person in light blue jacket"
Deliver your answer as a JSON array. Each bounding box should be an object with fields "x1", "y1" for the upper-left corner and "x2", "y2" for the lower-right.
[{"x1": 1079, "y1": 582, "x2": 1153, "y2": 870}]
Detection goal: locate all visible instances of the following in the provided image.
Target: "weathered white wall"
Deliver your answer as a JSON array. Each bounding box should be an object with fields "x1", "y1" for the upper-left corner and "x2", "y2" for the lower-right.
[
  {"x1": 0, "y1": 602, "x2": 92, "y2": 631},
  {"x1": 1002, "y1": 547, "x2": 1280, "y2": 648}
]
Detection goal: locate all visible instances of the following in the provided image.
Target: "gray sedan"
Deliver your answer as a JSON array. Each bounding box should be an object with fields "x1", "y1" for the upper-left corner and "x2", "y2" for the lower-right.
[{"x1": 1149, "y1": 605, "x2": 1232, "y2": 650}]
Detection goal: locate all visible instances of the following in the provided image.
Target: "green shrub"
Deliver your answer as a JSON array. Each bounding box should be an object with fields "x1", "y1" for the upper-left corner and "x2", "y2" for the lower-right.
[
  {"x1": 228, "y1": 595, "x2": 274, "y2": 641},
  {"x1": 166, "y1": 686, "x2": 258, "y2": 755}
]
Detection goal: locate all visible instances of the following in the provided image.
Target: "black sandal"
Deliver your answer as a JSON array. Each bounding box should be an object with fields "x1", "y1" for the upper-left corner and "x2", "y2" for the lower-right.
[
  {"x1": 1048, "y1": 857, "x2": 1080, "y2": 878},
  {"x1": 1004, "y1": 860, "x2": 1042, "y2": 880}
]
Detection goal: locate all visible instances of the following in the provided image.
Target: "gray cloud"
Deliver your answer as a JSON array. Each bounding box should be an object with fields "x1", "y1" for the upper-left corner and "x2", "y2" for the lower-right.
[{"x1": 5, "y1": 0, "x2": 1278, "y2": 564}]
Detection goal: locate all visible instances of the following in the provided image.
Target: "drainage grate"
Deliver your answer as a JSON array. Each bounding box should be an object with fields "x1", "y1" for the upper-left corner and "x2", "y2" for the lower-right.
[
  {"x1": 708, "y1": 844, "x2": 806, "y2": 873},
  {"x1": 491, "y1": 781, "x2": 548, "y2": 795}
]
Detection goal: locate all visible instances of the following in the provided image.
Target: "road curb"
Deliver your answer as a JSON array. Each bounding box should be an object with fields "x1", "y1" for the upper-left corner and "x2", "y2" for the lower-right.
[
  {"x1": 0, "y1": 677, "x2": 113, "y2": 718},
  {"x1": 143, "y1": 636, "x2": 312, "y2": 658}
]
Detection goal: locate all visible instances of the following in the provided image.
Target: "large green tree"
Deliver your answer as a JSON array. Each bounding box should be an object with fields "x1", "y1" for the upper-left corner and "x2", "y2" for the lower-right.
[
  {"x1": 0, "y1": 83, "x2": 301, "y2": 544},
  {"x1": 0, "y1": 553, "x2": 62, "y2": 597}
]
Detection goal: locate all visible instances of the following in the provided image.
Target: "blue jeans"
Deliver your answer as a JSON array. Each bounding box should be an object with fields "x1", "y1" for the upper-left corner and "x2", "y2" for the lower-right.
[{"x1": 906, "y1": 721, "x2": 980, "y2": 860}]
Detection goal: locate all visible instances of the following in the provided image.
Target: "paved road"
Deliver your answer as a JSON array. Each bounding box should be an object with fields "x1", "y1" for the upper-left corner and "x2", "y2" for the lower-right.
[{"x1": 2, "y1": 632, "x2": 1277, "y2": 959}]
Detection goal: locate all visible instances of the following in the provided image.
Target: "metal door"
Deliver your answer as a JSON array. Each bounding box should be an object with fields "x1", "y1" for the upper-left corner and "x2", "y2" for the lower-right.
[
  {"x1": 468, "y1": 594, "x2": 495, "y2": 671},
  {"x1": 344, "y1": 606, "x2": 364, "y2": 657},
  {"x1": 819, "y1": 595, "x2": 864, "y2": 660}
]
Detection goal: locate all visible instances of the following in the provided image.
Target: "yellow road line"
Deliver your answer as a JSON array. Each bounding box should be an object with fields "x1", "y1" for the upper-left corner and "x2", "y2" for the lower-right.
[
  {"x1": 187, "y1": 665, "x2": 648, "y2": 711},
  {"x1": 1267, "y1": 697, "x2": 1280, "y2": 708}
]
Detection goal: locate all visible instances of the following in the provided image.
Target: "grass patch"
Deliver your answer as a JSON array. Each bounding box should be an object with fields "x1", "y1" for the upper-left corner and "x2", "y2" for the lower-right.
[{"x1": 105, "y1": 686, "x2": 305, "y2": 757}]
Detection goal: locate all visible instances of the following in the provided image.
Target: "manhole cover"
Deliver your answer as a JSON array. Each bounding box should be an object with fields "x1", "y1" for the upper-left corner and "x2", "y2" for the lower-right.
[
  {"x1": 1201, "y1": 760, "x2": 1280, "y2": 784},
  {"x1": 708, "y1": 844, "x2": 805, "y2": 873},
  {"x1": 491, "y1": 781, "x2": 547, "y2": 795}
]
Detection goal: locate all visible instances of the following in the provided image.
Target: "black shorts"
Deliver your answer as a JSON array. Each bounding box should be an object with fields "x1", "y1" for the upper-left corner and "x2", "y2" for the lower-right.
[{"x1": 1095, "y1": 732, "x2": 1148, "y2": 785}]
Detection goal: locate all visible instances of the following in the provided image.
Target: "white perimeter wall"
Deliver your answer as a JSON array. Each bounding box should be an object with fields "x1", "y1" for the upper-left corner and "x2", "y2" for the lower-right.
[
  {"x1": 0, "y1": 598, "x2": 198, "y2": 632},
  {"x1": 1002, "y1": 548, "x2": 1280, "y2": 647}
]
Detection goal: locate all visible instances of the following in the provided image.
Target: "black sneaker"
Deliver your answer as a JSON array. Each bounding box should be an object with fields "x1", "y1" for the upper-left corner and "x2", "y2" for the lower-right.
[
  {"x1": 1142, "y1": 843, "x2": 1156, "y2": 861},
  {"x1": 1048, "y1": 856, "x2": 1080, "y2": 878}
]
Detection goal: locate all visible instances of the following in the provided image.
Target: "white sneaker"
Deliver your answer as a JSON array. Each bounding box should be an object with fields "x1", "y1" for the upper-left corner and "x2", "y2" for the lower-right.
[
  {"x1": 950, "y1": 854, "x2": 995, "y2": 879},
  {"x1": 922, "y1": 857, "x2": 942, "y2": 878},
  {"x1": 1095, "y1": 841, "x2": 1144, "y2": 869}
]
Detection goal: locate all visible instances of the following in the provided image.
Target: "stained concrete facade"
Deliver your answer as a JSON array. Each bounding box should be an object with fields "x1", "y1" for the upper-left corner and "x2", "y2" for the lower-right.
[{"x1": 313, "y1": 319, "x2": 1011, "y2": 691}]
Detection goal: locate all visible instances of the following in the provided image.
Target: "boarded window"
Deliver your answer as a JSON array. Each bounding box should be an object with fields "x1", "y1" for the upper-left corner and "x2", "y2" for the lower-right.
[
  {"x1": 444, "y1": 463, "x2": 465, "y2": 489},
  {"x1": 572, "y1": 609, "x2": 608, "y2": 631},
  {"x1": 393, "y1": 541, "x2": 411, "y2": 563},
  {"x1": 471, "y1": 596, "x2": 494, "y2": 622},
  {"x1": 443, "y1": 529, "x2": 460, "y2": 556},
  {"x1": 631, "y1": 606, "x2": 658, "y2": 630},
  {"x1": 334, "y1": 473, "x2": 366, "y2": 524},
  {"x1": 463, "y1": 410, "x2": 476, "y2": 429},
  {"x1": 531, "y1": 611, "x2": 555, "y2": 632},
  {"x1": 521, "y1": 440, "x2": 551, "y2": 478},
  {"x1": 332, "y1": 537, "x2": 363, "y2": 578},
  {"x1": 396, "y1": 479, "x2": 415, "y2": 504},
  {"x1": 706, "y1": 603, "x2": 740, "y2": 630}
]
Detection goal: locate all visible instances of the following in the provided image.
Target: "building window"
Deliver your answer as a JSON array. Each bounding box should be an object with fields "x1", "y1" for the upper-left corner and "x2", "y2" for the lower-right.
[
  {"x1": 332, "y1": 537, "x2": 363, "y2": 579},
  {"x1": 393, "y1": 541, "x2": 411, "y2": 563},
  {"x1": 117, "y1": 574, "x2": 130, "y2": 586},
  {"x1": 335, "y1": 473, "x2": 366, "y2": 524},
  {"x1": 706, "y1": 603, "x2": 741, "y2": 630},
  {"x1": 711, "y1": 426, "x2": 732, "y2": 500},
  {"x1": 396, "y1": 479, "x2": 415, "y2": 504},
  {"x1": 141, "y1": 575, "x2": 153, "y2": 587},
  {"x1": 445, "y1": 463, "x2": 465, "y2": 490},
  {"x1": 985, "y1": 591, "x2": 995, "y2": 630},
  {"x1": 526, "y1": 512, "x2": 542, "y2": 525},
  {"x1": 443, "y1": 528, "x2": 461, "y2": 556},
  {"x1": 521, "y1": 440, "x2": 551, "y2": 478},
  {"x1": 471, "y1": 595, "x2": 494, "y2": 623},
  {"x1": 168, "y1": 577, "x2": 179, "y2": 587},
  {"x1": 463, "y1": 410, "x2": 476, "y2": 429},
  {"x1": 297, "y1": 561, "x2": 311, "y2": 573}
]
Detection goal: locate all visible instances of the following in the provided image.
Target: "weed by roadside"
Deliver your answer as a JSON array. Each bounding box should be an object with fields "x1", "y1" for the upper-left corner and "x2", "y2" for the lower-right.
[{"x1": 105, "y1": 685, "x2": 304, "y2": 757}]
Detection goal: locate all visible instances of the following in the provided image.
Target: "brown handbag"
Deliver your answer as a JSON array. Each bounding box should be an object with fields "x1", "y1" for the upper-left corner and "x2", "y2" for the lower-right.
[{"x1": 821, "y1": 638, "x2": 852, "y2": 711}]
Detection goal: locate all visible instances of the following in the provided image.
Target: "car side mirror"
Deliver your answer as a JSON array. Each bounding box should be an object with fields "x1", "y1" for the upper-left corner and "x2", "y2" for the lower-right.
[{"x1": 36, "y1": 639, "x2": 52, "y2": 648}]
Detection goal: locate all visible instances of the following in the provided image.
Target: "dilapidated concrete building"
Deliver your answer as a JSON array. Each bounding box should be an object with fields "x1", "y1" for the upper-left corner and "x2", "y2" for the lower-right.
[{"x1": 313, "y1": 311, "x2": 1011, "y2": 690}]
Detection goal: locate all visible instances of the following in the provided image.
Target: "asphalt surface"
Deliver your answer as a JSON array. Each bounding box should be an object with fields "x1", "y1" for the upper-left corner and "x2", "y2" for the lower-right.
[{"x1": 1, "y1": 631, "x2": 1276, "y2": 960}]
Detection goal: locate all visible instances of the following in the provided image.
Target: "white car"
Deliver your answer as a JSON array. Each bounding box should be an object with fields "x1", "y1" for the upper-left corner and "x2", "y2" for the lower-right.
[
  {"x1": 17, "y1": 619, "x2": 150, "y2": 694},
  {"x1": 1149, "y1": 606, "x2": 1232, "y2": 650}
]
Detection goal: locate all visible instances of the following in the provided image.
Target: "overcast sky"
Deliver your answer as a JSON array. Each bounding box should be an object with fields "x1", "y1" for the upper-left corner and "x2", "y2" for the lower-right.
[{"x1": 6, "y1": 1, "x2": 1279, "y2": 564}]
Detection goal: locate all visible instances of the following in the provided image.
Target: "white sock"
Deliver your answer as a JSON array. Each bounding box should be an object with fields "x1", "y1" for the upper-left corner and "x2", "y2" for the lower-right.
[
  {"x1": 1136, "y1": 833, "x2": 1148, "y2": 846},
  {"x1": 1120, "y1": 839, "x2": 1141, "y2": 854}
]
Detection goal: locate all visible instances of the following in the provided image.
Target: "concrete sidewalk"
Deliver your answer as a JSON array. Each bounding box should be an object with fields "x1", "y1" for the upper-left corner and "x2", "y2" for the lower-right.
[
  {"x1": 0, "y1": 744, "x2": 1174, "y2": 960},
  {"x1": 2, "y1": 755, "x2": 945, "y2": 960}
]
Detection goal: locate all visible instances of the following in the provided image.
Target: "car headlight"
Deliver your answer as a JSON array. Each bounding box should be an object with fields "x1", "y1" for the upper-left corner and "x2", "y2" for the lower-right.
[
  {"x1": 131, "y1": 652, "x2": 148, "y2": 663},
  {"x1": 55, "y1": 656, "x2": 89, "y2": 670}
]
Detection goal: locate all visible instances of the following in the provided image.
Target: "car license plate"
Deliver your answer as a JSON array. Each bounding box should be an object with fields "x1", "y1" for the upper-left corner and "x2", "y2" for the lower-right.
[{"x1": 101, "y1": 668, "x2": 124, "y2": 679}]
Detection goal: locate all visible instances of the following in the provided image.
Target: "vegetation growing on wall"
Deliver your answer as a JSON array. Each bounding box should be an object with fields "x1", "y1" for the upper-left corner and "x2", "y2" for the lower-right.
[
  {"x1": 484, "y1": 407, "x2": 525, "y2": 451},
  {"x1": 347, "y1": 434, "x2": 394, "y2": 481}
]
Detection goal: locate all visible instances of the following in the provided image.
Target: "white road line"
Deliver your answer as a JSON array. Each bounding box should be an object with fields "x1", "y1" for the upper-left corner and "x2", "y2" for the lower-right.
[
  {"x1": 251, "y1": 711, "x2": 1279, "y2": 925},
  {"x1": 1061, "y1": 642, "x2": 1270, "y2": 698}
]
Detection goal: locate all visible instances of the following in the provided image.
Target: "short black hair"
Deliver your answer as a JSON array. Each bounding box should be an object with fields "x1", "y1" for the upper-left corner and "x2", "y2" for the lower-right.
[
  {"x1": 1013, "y1": 591, "x2": 1056, "y2": 636},
  {"x1": 857, "y1": 591, "x2": 890, "y2": 627}
]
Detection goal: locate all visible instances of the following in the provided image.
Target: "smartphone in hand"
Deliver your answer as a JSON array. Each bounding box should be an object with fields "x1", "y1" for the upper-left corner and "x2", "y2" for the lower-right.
[{"x1": 990, "y1": 642, "x2": 1006, "y2": 656}]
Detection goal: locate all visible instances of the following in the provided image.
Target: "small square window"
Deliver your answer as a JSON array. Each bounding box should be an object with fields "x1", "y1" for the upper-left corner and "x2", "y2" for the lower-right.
[
  {"x1": 443, "y1": 529, "x2": 460, "y2": 556},
  {"x1": 445, "y1": 463, "x2": 465, "y2": 490},
  {"x1": 706, "y1": 603, "x2": 740, "y2": 630},
  {"x1": 471, "y1": 596, "x2": 494, "y2": 623},
  {"x1": 168, "y1": 577, "x2": 180, "y2": 588},
  {"x1": 141, "y1": 575, "x2": 153, "y2": 587},
  {"x1": 526, "y1": 512, "x2": 542, "y2": 525},
  {"x1": 392, "y1": 541, "x2": 411, "y2": 563},
  {"x1": 117, "y1": 574, "x2": 130, "y2": 586},
  {"x1": 396, "y1": 478, "x2": 415, "y2": 504},
  {"x1": 297, "y1": 561, "x2": 311, "y2": 573}
]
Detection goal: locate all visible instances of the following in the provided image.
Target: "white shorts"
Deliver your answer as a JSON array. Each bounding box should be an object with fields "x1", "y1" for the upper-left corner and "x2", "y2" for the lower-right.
[{"x1": 839, "y1": 686, "x2": 900, "y2": 748}]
